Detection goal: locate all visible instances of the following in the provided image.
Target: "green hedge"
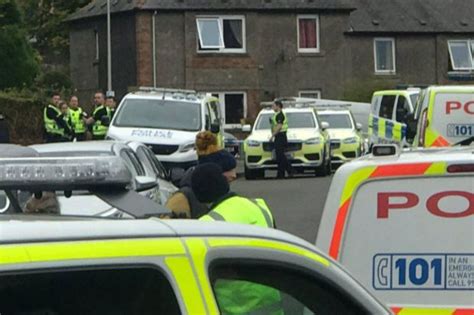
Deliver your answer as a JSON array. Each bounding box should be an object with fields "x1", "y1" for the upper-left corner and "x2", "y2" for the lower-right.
[{"x1": 0, "y1": 92, "x2": 44, "y2": 145}]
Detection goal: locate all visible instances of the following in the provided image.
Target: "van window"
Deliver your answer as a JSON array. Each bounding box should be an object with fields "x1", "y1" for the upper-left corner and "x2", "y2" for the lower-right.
[
  {"x1": 395, "y1": 96, "x2": 410, "y2": 123},
  {"x1": 209, "y1": 101, "x2": 221, "y2": 125},
  {"x1": 210, "y1": 260, "x2": 368, "y2": 315},
  {"x1": 0, "y1": 267, "x2": 181, "y2": 315},
  {"x1": 378, "y1": 95, "x2": 396, "y2": 119},
  {"x1": 339, "y1": 176, "x2": 473, "y2": 307},
  {"x1": 114, "y1": 99, "x2": 202, "y2": 132}
]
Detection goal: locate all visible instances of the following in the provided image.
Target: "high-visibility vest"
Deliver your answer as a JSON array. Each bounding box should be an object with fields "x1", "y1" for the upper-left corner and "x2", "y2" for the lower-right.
[
  {"x1": 69, "y1": 107, "x2": 86, "y2": 134},
  {"x1": 200, "y1": 196, "x2": 280, "y2": 314},
  {"x1": 43, "y1": 105, "x2": 64, "y2": 136},
  {"x1": 200, "y1": 196, "x2": 275, "y2": 228},
  {"x1": 92, "y1": 105, "x2": 111, "y2": 136},
  {"x1": 271, "y1": 111, "x2": 288, "y2": 133}
]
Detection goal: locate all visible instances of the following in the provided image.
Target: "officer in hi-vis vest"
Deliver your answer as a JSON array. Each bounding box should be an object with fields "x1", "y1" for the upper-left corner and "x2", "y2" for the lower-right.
[
  {"x1": 68, "y1": 96, "x2": 88, "y2": 141},
  {"x1": 86, "y1": 91, "x2": 112, "y2": 140},
  {"x1": 270, "y1": 99, "x2": 294, "y2": 179},
  {"x1": 43, "y1": 92, "x2": 71, "y2": 143}
]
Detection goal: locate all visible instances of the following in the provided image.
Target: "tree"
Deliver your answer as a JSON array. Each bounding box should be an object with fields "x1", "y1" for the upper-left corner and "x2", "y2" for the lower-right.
[{"x1": 0, "y1": 0, "x2": 39, "y2": 89}]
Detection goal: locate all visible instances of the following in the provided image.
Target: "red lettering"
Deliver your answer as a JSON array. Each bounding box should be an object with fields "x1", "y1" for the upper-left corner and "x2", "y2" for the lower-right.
[
  {"x1": 426, "y1": 191, "x2": 474, "y2": 218},
  {"x1": 377, "y1": 192, "x2": 419, "y2": 219},
  {"x1": 446, "y1": 101, "x2": 462, "y2": 114},
  {"x1": 464, "y1": 101, "x2": 474, "y2": 114}
]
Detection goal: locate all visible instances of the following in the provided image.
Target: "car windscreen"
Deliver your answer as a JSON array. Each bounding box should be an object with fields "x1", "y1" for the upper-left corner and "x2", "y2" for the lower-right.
[
  {"x1": 319, "y1": 113, "x2": 353, "y2": 129},
  {"x1": 256, "y1": 112, "x2": 316, "y2": 130},
  {"x1": 114, "y1": 99, "x2": 202, "y2": 131}
]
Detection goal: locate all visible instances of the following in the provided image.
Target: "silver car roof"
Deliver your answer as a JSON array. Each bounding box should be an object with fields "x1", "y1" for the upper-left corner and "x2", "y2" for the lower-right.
[
  {"x1": 0, "y1": 144, "x2": 39, "y2": 158},
  {"x1": 30, "y1": 141, "x2": 128, "y2": 155}
]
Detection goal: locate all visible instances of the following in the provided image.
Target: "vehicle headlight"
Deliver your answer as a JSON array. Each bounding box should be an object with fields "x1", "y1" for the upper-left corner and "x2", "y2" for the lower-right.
[
  {"x1": 343, "y1": 137, "x2": 358, "y2": 144},
  {"x1": 179, "y1": 142, "x2": 195, "y2": 153},
  {"x1": 246, "y1": 140, "x2": 261, "y2": 147},
  {"x1": 305, "y1": 137, "x2": 321, "y2": 145}
]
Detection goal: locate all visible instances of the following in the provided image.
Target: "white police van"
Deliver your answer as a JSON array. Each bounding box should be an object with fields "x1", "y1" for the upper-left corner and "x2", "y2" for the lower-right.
[
  {"x1": 107, "y1": 88, "x2": 224, "y2": 170},
  {"x1": 316, "y1": 145, "x2": 474, "y2": 313}
]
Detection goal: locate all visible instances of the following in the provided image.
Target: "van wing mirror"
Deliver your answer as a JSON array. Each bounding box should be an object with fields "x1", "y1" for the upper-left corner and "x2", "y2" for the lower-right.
[
  {"x1": 210, "y1": 123, "x2": 220, "y2": 134},
  {"x1": 242, "y1": 124, "x2": 252, "y2": 132},
  {"x1": 356, "y1": 123, "x2": 363, "y2": 131},
  {"x1": 134, "y1": 176, "x2": 157, "y2": 192},
  {"x1": 405, "y1": 113, "x2": 417, "y2": 141},
  {"x1": 321, "y1": 121, "x2": 330, "y2": 130}
]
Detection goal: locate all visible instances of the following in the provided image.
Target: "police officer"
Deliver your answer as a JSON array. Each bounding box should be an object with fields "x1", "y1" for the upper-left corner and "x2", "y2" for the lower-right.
[
  {"x1": 271, "y1": 99, "x2": 293, "y2": 179},
  {"x1": 191, "y1": 163, "x2": 280, "y2": 314},
  {"x1": 43, "y1": 92, "x2": 71, "y2": 143},
  {"x1": 68, "y1": 96, "x2": 87, "y2": 141},
  {"x1": 105, "y1": 96, "x2": 117, "y2": 118},
  {"x1": 86, "y1": 91, "x2": 111, "y2": 140},
  {"x1": 59, "y1": 101, "x2": 74, "y2": 141}
]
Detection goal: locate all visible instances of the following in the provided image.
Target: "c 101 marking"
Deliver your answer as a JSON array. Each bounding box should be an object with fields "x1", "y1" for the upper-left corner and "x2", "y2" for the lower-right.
[
  {"x1": 447, "y1": 124, "x2": 474, "y2": 137},
  {"x1": 373, "y1": 254, "x2": 474, "y2": 290}
]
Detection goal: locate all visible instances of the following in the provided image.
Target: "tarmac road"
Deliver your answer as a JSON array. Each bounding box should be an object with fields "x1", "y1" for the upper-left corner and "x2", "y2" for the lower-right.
[{"x1": 233, "y1": 171, "x2": 333, "y2": 243}]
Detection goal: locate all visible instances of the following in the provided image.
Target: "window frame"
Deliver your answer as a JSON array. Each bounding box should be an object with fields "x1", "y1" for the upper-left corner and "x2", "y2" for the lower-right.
[
  {"x1": 448, "y1": 39, "x2": 474, "y2": 71},
  {"x1": 373, "y1": 37, "x2": 396, "y2": 74},
  {"x1": 297, "y1": 15, "x2": 320, "y2": 53},
  {"x1": 94, "y1": 30, "x2": 99, "y2": 61},
  {"x1": 298, "y1": 90, "x2": 322, "y2": 99},
  {"x1": 209, "y1": 92, "x2": 247, "y2": 129},
  {"x1": 196, "y1": 15, "x2": 246, "y2": 54}
]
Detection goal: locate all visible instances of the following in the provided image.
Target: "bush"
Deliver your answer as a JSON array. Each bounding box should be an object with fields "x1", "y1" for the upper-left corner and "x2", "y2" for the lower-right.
[{"x1": 0, "y1": 91, "x2": 44, "y2": 145}]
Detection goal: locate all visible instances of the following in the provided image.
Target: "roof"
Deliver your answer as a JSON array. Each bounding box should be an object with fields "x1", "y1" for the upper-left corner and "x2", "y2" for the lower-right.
[
  {"x1": 67, "y1": 0, "x2": 355, "y2": 22},
  {"x1": 0, "y1": 144, "x2": 38, "y2": 158},
  {"x1": 317, "y1": 109, "x2": 352, "y2": 115},
  {"x1": 349, "y1": 0, "x2": 474, "y2": 34},
  {"x1": 0, "y1": 217, "x2": 315, "y2": 252},
  {"x1": 30, "y1": 141, "x2": 125, "y2": 155}
]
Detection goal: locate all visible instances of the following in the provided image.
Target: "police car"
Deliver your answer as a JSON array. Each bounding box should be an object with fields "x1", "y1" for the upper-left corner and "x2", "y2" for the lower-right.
[
  {"x1": 409, "y1": 85, "x2": 474, "y2": 147},
  {"x1": 317, "y1": 108, "x2": 364, "y2": 166},
  {"x1": 316, "y1": 145, "x2": 474, "y2": 313},
  {"x1": 242, "y1": 103, "x2": 330, "y2": 179},
  {"x1": 0, "y1": 216, "x2": 390, "y2": 314},
  {"x1": 368, "y1": 89, "x2": 420, "y2": 148},
  {"x1": 107, "y1": 87, "x2": 224, "y2": 170}
]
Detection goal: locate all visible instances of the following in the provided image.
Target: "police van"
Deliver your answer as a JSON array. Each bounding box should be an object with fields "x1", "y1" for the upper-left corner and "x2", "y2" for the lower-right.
[
  {"x1": 107, "y1": 87, "x2": 224, "y2": 170},
  {"x1": 368, "y1": 89, "x2": 420, "y2": 148},
  {"x1": 316, "y1": 145, "x2": 474, "y2": 313},
  {"x1": 242, "y1": 101, "x2": 331, "y2": 179},
  {"x1": 409, "y1": 85, "x2": 474, "y2": 147}
]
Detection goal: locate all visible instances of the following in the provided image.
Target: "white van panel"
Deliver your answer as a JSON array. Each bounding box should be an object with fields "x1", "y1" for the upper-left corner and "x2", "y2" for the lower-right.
[
  {"x1": 432, "y1": 92, "x2": 474, "y2": 143},
  {"x1": 340, "y1": 175, "x2": 474, "y2": 307}
]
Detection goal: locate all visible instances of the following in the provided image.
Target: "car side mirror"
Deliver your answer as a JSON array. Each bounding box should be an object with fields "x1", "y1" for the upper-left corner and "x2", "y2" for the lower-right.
[
  {"x1": 210, "y1": 123, "x2": 220, "y2": 134},
  {"x1": 405, "y1": 113, "x2": 417, "y2": 142},
  {"x1": 170, "y1": 167, "x2": 186, "y2": 187},
  {"x1": 135, "y1": 176, "x2": 157, "y2": 192},
  {"x1": 321, "y1": 121, "x2": 330, "y2": 130},
  {"x1": 356, "y1": 123, "x2": 363, "y2": 131},
  {"x1": 242, "y1": 124, "x2": 252, "y2": 132}
]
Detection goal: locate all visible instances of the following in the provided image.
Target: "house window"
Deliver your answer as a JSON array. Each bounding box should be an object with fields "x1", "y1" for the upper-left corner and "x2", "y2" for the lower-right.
[
  {"x1": 299, "y1": 90, "x2": 321, "y2": 99},
  {"x1": 297, "y1": 15, "x2": 320, "y2": 53},
  {"x1": 374, "y1": 38, "x2": 396, "y2": 74},
  {"x1": 197, "y1": 16, "x2": 245, "y2": 53},
  {"x1": 211, "y1": 92, "x2": 247, "y2": 128},
  {"x1": 95, "y1": 30, "x2": 99, "y2": 60},
  {"x1": 448, "y1": 40, "x2": 474, "y2": 70}
]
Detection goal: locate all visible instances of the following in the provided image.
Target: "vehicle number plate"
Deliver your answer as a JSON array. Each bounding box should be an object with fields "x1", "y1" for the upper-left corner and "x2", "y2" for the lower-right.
[{"x1": 447, "y1": 124, "x2": 474, "y2": 137}]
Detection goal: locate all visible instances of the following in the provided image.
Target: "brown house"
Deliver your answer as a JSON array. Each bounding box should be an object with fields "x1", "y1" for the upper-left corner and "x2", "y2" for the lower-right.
[{"x1": 67, "y1": 0, "x2": 474, "y2": 128}]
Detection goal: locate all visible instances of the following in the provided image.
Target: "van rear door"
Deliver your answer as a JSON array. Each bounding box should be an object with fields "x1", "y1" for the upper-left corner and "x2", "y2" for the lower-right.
[
  {"x1": 431, "y1": 91, "x2": 474, "y2": 145},
  {"x1": 331, "y1": 174, "x2": 474, "y2": 309}
]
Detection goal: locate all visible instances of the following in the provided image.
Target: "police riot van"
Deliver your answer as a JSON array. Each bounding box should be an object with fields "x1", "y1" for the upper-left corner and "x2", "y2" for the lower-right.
[
  {"x1": 410, "y1": 85, "x2": 474, "y2": 148},
  {"x1": 316, "y1": 145, "x2": 474, "y2": 313},
  {"x1": 107, "y1": 87, "x2": 223, "y2": 170},
  {"x1": 368, "y1": 89, "x2": 420, "y2": 148}
]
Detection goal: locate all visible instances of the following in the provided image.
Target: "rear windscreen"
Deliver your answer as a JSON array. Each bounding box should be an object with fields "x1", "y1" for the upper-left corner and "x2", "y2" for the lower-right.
[
  {"x1": 432, "y1": 92, "x2": 474, "y2": 143},
  {"x1": 340, "y1": 176, "x2": 474, "y2": 307}
]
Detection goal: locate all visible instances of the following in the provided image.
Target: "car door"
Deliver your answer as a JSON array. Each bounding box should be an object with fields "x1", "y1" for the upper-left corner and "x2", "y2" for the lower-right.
[
  {"x1": 0, "y1": 238, "x2": 207, "y2": 314},
  {"x1": 185, "y1": 237, "x2": 390, "y2": 315}
]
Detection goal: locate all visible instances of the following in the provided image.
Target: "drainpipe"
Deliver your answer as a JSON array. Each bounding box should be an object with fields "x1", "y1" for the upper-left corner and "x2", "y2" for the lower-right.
[{"x1": 152, "y1": 10, "x2": 157, "y2": 88}]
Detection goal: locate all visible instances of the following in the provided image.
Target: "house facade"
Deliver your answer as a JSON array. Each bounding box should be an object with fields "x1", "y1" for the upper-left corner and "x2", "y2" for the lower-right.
[{"x1": 67, "y1": 0, "x2": 474, "y2": 128}]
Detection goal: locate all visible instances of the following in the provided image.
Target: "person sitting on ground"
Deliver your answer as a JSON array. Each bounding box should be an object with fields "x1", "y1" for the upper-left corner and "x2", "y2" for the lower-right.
[{"x1": 165, "y1": 131, "x2": 237, "y2": 218}]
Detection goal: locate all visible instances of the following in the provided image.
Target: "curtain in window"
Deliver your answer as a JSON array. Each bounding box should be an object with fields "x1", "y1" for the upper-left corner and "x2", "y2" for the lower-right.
[
  {"x1": 376, "y1": 40, "x2": 394, "y2": 71},
  {"x1": 223, "y1": 19, "x2": 243, "y2": 49},
  {"x1": 299, "y1": 19, "x2": 317, "y2": 49}
]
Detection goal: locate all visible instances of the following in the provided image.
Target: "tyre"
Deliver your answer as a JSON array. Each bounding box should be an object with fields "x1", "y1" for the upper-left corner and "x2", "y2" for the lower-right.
[{"x1": 244, "y1": 165, "x2": 264, "y2": 180}]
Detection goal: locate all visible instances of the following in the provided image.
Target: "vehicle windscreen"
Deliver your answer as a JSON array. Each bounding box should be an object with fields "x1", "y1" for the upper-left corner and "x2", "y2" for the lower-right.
[
  {"x1": 432, "y1": 92, "x2": 474, "y2": 143},
  {"x1": 114, "y1": 99, "x2": 202, "y2": 131},
  {"x1": 319, "y1": 113, "x2": 353, "y2": 129},
  {"x1": 256, "y1": 112, "x2": 316, "y2": 130}
]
